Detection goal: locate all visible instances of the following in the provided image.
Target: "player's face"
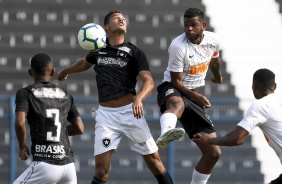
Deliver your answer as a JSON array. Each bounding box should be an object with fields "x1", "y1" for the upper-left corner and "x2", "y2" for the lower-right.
[
  {"x1": 184, "y1": 16, "x2": 206, "y2": 44},
  {"x1": 107, "y1": 13, "x2": 127, "y2": 34}
]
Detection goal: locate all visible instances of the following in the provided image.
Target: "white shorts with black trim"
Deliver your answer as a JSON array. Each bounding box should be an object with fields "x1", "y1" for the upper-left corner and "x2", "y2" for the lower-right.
[{"x1": 94, "y1": 103, "x2": 158, "y2": 156}]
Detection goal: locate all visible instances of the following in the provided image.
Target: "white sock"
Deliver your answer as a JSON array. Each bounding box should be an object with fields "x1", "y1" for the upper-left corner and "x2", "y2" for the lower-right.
[
  {"x1": 191, "y1": 169, "x2": 211, "y2": 184},
  {"x1": 160, "y1": 113, "x2": 177, "y2": 135}
]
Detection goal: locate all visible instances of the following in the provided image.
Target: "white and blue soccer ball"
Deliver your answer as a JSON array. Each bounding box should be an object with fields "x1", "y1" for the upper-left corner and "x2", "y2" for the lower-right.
[{"x1": 78, "y1": 23, "x2": 106, "y2": 51}]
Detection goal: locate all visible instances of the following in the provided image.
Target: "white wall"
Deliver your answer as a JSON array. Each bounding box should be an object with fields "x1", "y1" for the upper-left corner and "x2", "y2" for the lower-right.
[{"x1": 202, "y1": 0, "x2": 282, "y2": 183}]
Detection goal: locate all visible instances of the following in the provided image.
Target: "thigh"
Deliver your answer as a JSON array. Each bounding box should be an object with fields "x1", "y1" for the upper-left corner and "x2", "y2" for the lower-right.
[
  {"x1": 157, "y1": 82, "x2": 183, "y2": 113},
  {"x1": 120, "y1": 109, "x2": 158, "y2": 155},
  {"x1": 95, "y1": 150, "x2": 114, "y2": 170},
  {"x1": 13, "y1": 161, "x2": 63, "y2": 184},
  {"x1": 180, "y1": 97, "x2": 216, "y2": 139},
  {"x1": 94, "y1": 109, "x2": 122, "y2": 156}
]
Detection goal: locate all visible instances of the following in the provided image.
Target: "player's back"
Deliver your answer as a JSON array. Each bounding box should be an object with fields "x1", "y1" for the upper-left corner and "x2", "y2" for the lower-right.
[{"x1": 15, "y1": 81, "x2": 75, "y2": 165}]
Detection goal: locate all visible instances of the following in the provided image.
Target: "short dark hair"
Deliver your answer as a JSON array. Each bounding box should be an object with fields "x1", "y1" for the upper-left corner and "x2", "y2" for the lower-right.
[
  {"x1": 253, "y1": 68, "x2": 275, "y2": 89},
  {"x1": 30, "y1": 53, "x2": 52, "y2": 73},
  {"x1": 184, "y1": 8, "x2": 205, "y2": 21},
  {"x1": 104, "y1": 10, "x2": 122, "y2": 25}
]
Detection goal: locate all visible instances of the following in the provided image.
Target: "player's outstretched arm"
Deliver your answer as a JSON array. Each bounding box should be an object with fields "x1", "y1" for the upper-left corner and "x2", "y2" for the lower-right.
[
  {"x1": 192, "y1": 126, "x2": 249, "y2": 146},
  {"x1": 15, "y1": 111, "x2": 30, "y2": 160},
  {"x1": 209, "y1": 57, "x2": 223, "y2": 83},
  {"x1": 67, "y1": 117, "x2": 84, "y2": 136},
  {"x1": 57, "y1": 58, "x2": 92, "y2": 81}
]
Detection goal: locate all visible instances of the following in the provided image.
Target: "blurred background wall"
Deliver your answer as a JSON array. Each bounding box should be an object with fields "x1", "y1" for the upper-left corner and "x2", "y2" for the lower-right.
[{"x1": 1, "y1": 0, "x2": 282, "y2": 183}]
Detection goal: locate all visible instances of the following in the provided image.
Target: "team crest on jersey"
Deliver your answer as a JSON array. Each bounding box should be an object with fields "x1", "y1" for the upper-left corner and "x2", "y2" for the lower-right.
[
  {"x1": 117, "y1": 51, "x2": 127, "y2": 57},
  {"x1": 102, "y1": 138, "x2": 111, "y2": 148},
  {"x1": 165, "y1": 89, "x2": 174, "y2": 96}
]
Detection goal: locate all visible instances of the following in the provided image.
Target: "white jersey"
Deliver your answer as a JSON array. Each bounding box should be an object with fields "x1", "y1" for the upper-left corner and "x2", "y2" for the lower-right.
[
  {"x1": 238, "y1": 94, "x2": 282, "y2": 164},
  {"x1": 163, "y1": 31, "x2": 221, "y2": 89}
]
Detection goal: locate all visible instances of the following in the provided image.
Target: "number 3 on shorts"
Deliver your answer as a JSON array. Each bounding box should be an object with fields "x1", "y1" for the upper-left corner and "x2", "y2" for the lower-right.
[{"x1": 46, "y1": 109, "x2": 61, "y2": 142}]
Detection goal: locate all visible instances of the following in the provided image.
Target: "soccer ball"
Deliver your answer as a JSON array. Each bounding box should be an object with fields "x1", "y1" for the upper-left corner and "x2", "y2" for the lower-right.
[{"x1": 77, "y1": 23, "x2": 106, "y2": 51}]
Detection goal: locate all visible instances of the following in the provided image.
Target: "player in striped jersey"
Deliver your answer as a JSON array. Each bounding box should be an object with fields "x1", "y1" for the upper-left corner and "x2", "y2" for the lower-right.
[
  {"x1": 14, "y1": 53, "x2": 84, "y2": 184},
  {"x1": 193, "y1": 68, "x2": 282, "y2": 184},
  {"x1": 156, "y1": 8, "x2": 223, "y2": 184},
  {"x1": 57, "y1": 10, "x2": 173, "y2": 184}
]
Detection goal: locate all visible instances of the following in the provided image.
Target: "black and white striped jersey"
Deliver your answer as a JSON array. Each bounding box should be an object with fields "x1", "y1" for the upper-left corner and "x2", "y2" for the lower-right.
[
  {"x1": 15, "y1": 82, "x2": 80, "y2": 165},
  {"x1": 86, "y1": 40, "x2": 150, "y2": 103}
]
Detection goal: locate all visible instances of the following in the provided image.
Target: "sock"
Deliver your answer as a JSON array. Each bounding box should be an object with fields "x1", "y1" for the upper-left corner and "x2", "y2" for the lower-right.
[
  {"x1": 191, "y1": 169, "x2": 211, "y2": 184},
  {"x1": 91, "y1": 176, "x2": 107, "y2": 184},
  {"x1": 155, "y1": 169, "x2": 174, "y2": 184},
  {"x1": 160, "y1": 113, "x2": 177, "y2": 135}
]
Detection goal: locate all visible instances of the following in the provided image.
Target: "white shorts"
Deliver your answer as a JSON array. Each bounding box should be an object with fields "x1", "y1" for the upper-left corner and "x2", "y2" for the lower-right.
[
  {"x1": 94, "y1": 103, "x2": 158, "y2": 156},
  {"x1": 13, "y1": 161, "x2": 77, "y2": 184}
]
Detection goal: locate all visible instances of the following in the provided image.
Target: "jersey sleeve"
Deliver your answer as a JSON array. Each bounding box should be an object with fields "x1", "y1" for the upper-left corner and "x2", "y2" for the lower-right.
[
  {"x1": 85, "y1": 51, "x2": 97, "y2": 64},
  {"x1": 212, "y1": 33, "x2": 221, "y2": 58},
  {"x1": 167, "y1": 42, "x2": 186, "y2": 72},
  {"x1": 15, "y1": 88, "x2": 29, "y2": 113},
  {"x1": 237, "y1": 101, "x2": 268, "y2": 132},
  {"x1": 134, "y1": 47, "x2": 150, "y2": 72},
  {"x1": 66, "y1": 95, "x2": 80, "y2": 121}
]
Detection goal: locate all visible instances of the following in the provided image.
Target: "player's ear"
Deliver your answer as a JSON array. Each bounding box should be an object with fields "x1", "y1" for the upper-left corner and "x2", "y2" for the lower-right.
[
  {"x1": 50, "y1": 68, "x2": 55, "y2": 77},
  {"x1": 28, "y1": 68, "x2": 33, "y2": 77},
  {"x1": 104, "y1": 24, "x2": 109, "y2": 31},
  {"x1": 202, "y1": 22, "x2": 207, "y2": 30},
  {"x1": 273, "y1": 82, "x2": 277, "y2": 91}
]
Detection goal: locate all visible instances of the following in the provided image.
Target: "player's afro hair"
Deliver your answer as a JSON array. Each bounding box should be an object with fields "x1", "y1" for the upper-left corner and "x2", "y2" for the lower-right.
[
  {"x1": 253, "y1": 68, "x2": 275, "y2": 89},
  {"x1": 30, "y1": 53, "x2": 52, "y2": 73},
  {"x1": 184, "y1": 8, "x2": 205, "y2": 21}
]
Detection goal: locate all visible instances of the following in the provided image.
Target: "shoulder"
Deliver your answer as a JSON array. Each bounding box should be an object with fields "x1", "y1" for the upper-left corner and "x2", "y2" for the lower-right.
[
  {"x1": 204, "y1": 31, "x2": 220, "y2": 42},
  {"x1": 16, "y1": 85, "x2": 31, "y2": 95},
  {"x1": 169, "y1": 33, "x2": 187, "y2": 50}
]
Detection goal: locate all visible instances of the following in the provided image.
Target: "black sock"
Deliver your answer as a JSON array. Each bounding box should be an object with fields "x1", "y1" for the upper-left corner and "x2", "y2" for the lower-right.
[
  {"x1": 155, "y1": 169, "x2": 174, "y2": 184},
  {"x1": 91, "y1": 176, "x2": 107, "y2": 184}
]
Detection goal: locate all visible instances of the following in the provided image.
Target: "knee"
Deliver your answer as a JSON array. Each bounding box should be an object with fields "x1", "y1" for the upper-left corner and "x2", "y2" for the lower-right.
[{"x1": 209, "y1": 146, "x2": 221, "y2": 162}]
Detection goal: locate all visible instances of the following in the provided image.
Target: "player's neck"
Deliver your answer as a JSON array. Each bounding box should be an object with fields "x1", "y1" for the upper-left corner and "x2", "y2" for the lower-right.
[{"x1": 108, "y1": 34, "x2": 125, "y2": 46}]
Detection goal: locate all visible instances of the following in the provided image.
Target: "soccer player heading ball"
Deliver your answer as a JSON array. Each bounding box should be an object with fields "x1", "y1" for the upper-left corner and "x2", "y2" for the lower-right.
[{"x1": 57, "y1": 10, "x2": 174, "y2": 184}]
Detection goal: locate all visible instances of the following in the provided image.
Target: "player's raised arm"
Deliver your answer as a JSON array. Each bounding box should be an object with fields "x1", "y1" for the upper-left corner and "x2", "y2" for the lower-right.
[{"x1": 57, "y1": 58, "x2": 92, "y2": 81}]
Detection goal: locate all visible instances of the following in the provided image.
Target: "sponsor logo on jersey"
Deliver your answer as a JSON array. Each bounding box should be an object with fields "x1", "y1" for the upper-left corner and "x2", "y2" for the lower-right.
[
  {"x1": 98, "y1": 51, "x2": 107, "y2": 54},
  {"x1": 35, "y1": 145, "x2": 66, "y2": 154},
  {"x1": 165, "y1": 89, "x2": 174, "y2": 96},
  {"x1": 188, "y1": 61, "x2": 210, "y2": 75},
  {"x1": 102, "y1": 138, "x2": 111, "y2": 148},
  {"x1": 97, "y1": 57, "x2": 127, "y2": 67},
  {"x1": 32, "y1": 88, "x2": 67, "y2": 99}
]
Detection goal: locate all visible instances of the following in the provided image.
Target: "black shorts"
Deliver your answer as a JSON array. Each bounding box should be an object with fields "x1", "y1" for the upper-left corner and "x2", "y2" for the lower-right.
[{"x1": 157, "y1": 81, "x2": 216, "y2": 139}]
